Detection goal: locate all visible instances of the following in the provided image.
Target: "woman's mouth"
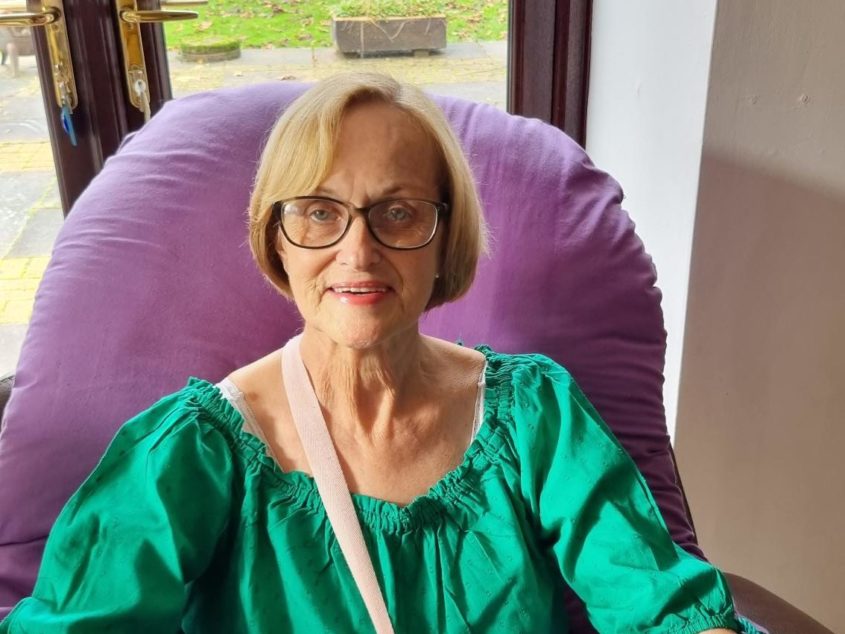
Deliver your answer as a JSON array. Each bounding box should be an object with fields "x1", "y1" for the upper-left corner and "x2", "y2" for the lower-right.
[{"x1": 328, "y1": 284, "x2": 392, "y2": 305}]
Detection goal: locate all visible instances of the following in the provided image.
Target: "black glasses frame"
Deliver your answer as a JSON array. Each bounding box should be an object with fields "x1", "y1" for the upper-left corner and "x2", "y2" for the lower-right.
[{"x1": 272, "y1": 196, "x2": 450, "y2": 250}]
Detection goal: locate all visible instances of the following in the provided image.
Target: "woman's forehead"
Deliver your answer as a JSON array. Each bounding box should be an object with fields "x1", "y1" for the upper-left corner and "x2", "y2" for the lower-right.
[{"x1": 337, "y1": 101, "x2": 432, "y2": 148}]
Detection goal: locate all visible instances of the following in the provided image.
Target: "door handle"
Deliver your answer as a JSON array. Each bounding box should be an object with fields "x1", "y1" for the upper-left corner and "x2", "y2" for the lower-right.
[
  {"x1": 0, "y1": 0, "x2": 77, "y2": 110},
  {"x1": 114, "y1": 0, "x2": 201, "y2": 119}
]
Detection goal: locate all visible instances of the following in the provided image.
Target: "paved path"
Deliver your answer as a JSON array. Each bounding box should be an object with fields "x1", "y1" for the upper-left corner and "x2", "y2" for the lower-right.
[{"x1": 0, "y1": 41, "x2": 506, "y2": 374}]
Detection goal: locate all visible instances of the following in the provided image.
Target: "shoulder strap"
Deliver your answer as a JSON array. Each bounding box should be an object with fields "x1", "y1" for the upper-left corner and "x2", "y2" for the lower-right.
[{"x1": 281, "y1": 335, "x2": 395, "y2": 634}]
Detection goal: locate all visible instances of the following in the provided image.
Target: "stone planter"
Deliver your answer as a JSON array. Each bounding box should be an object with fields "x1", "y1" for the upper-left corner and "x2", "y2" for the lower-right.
[
  {"x1": 179, "y1": 36, "x2": 241, "y2": 63},
  {"x1": 332, "y1": 15, "x2": 446, "y2": 56},
  {"x1": 1, "y1": 26, "x2": 34, "y2": 77}
]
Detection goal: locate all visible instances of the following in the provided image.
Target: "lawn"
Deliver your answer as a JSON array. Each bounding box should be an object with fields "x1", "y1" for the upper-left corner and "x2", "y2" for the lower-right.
[{"x1": 163, "y1": 0, "x2": 508, "y2": 50}]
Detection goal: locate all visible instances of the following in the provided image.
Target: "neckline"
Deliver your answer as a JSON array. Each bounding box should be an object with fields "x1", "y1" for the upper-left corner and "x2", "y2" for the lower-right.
[{"x1": 191, "y1": 345, "x2": 511, "y2": 534}]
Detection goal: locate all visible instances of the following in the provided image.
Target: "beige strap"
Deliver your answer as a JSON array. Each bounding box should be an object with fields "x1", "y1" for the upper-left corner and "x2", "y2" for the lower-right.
[{"x1": 281, "y1": 335, "x2": 395, "y2": 634}]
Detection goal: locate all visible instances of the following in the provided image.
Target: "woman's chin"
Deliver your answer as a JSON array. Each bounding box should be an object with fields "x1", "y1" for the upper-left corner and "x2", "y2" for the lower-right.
[{"x1": 305, "y1": 320, "x2": 417, "y2": 353}]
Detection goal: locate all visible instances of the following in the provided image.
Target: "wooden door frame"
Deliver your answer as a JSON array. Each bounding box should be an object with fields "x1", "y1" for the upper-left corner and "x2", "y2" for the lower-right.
[
  {"x1": 508, "y1": 0, "x2": 592, "y2": 146},
  {"x1": 30, "y1": 0, "x2": 592, "y2": 214}
]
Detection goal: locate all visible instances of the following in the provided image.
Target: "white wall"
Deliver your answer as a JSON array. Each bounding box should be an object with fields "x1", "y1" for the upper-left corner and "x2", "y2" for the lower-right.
[
  {"x1": 586, "y1": 0, "x2": 717, "y2": 437},
  {"x1": 676, "y1": 1, "x2": 845, "y2": 630}
]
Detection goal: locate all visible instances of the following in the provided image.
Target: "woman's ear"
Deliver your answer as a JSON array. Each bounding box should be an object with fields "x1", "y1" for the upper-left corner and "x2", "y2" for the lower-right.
[
  {"x1": 437, "y1": 226, "x2": 448, "y2": 275},
  {"x1": 275, "y1": 230, "x2": 287, "y2": 270}
]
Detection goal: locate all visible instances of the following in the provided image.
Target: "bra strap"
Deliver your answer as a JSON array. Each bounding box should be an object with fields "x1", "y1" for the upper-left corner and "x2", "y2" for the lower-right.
[{"x1": 281, "y1": 334, "x2": 395, "y2": 634}]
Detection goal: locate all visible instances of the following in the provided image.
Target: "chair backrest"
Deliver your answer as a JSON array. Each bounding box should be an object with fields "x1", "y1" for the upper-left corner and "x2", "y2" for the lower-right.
[{"x1": 0, "y1": 82, "x2": 700, "y2": 630}]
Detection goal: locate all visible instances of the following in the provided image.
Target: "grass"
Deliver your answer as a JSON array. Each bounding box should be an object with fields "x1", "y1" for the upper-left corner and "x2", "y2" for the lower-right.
[{"x1": 163, "y1": 0, "x2": 508, "y2": 50}]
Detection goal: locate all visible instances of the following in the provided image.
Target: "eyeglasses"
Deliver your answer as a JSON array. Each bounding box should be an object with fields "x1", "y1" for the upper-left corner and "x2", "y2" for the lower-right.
[{"x1": 272, "y1": 196, "x2": 449, "y2": 250}]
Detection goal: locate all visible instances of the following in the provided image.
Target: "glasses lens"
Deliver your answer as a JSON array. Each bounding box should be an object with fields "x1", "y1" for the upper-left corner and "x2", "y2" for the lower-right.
[
  {"x1": 281, "y1": 198, "x2": 349, "y2": 247},
  {"x1": 368, "y1": 200, "x2": 438, "y2": 248}
]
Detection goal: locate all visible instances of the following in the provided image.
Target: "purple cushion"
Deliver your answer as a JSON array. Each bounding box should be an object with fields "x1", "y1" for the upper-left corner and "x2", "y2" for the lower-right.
[{"x1": 0, "y1": 82, "x2": 697, "y2": 629}]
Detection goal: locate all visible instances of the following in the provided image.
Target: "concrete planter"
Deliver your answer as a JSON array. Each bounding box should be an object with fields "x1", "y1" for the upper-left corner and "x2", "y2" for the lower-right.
[
  {"x1": 1, "y1": 26, "x2": 34, "y2": 77},
  {"x1": 332, "y1": 15, "x2": 446, "y2": 56},
  {"x1": 179, "y1": 36, "x2": 241, "y2": 63}
]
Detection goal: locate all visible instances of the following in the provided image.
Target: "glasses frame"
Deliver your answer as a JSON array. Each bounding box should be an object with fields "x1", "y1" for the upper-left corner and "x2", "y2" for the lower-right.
[{"x1": 272, "y1": 195, "x2": 450, "y2": 250}]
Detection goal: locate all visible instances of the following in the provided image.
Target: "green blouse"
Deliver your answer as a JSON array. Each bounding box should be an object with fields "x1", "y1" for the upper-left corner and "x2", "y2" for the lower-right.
[{"x1": 1, "y1": 349, "x2": 757, "y2": 633}]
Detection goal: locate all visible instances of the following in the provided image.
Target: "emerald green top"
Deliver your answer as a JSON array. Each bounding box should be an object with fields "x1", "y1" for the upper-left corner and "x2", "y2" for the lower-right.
[{"x1": 1, "y1": 349, "x2": 757, "y2": 633}]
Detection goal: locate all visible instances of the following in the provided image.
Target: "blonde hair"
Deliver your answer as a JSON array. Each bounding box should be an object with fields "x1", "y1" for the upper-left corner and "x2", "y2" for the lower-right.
[{"x1": 248, "y1": 72, "x2": 487, "y2": 308}]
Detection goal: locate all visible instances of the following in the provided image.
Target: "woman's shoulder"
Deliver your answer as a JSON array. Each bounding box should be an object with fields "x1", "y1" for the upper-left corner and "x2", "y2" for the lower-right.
[
  {"x1": 423, "y1": 336, "x2": 486, "y2": 371},
  {"x1": 112, "y1": 375, "x2": 261, "y2": 469},
  {"x1": 473, "y1": 346, "x2": 595, "y2": 446},
  {"x1": 224, "y1": 348, "x2": 285, "y2": 422},
  {"x1": 420, "y1": 340, "x2": 579, "y2": 417},
  {"x1": 475, "y1": 345, "x2": 575, "y2": 390}
]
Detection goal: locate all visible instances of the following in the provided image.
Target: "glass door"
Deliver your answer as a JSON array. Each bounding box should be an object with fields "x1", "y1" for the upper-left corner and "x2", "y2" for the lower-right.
[
  {"x1": 1, "y1": 0, "x2": 61, "y2": 373},
  {"x1": 163, "y1": 1, "x2": 509, "y2": 107}
]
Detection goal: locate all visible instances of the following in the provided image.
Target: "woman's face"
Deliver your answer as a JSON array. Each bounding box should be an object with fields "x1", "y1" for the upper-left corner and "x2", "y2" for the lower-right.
[{"x1": 278, "y1": 101, "x2": 445, "y2": 350}]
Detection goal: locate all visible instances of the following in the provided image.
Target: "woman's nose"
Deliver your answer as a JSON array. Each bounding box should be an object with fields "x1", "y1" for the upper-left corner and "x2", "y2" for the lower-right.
[{"x1": 336, "y1": 214, "x2": 381, "y2": 269}]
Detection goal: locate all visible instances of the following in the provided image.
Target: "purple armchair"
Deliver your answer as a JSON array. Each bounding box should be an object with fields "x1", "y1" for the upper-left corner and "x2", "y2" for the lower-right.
[{"x1": 0, "y1": 83, "x2": 832, "y2": 633}]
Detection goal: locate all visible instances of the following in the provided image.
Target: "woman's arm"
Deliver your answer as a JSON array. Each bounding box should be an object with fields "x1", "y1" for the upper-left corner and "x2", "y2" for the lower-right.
[
  {"x1": 0, "y1": 388, "x2": 233, "y2": 633},
  {"x1": 511, "y1": 356, "x2": 760, "y2": 633}
]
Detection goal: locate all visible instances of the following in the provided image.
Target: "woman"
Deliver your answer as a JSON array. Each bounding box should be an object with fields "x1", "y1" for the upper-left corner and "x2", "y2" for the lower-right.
[{"x1": 0, "y1": 73, "x2": 758, "y2": 633}]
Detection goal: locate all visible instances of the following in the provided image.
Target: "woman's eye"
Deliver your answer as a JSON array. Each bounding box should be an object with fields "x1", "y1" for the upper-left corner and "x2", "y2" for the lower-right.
[
  {"x1": 385, "y1": 206, "x2": 413, "y2": 222},
  {"x1": 308, "y1": 208, "x2": 337, "y2": 222}
]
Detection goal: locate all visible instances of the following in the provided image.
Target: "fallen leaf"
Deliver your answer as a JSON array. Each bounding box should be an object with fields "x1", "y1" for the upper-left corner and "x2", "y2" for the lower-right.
[{"x1": 197, "y1": 20, "x2": 213, "y2": 31}]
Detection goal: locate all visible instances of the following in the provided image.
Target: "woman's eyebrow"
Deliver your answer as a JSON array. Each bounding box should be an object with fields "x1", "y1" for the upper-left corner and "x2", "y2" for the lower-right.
[{"x1": 311, "y1": 184, "x2": 412, "y2": 199}]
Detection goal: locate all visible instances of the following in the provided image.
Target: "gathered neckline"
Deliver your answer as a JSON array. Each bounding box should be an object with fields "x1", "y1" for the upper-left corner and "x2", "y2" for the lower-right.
[{"x1": 185, "y1": 346, "x2": 521, "y2": 534}]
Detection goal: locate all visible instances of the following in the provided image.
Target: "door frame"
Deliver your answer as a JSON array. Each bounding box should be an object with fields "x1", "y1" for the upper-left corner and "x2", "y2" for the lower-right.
[{"x1": 508, "y1": 0, "x2": 592, "y2": 146}]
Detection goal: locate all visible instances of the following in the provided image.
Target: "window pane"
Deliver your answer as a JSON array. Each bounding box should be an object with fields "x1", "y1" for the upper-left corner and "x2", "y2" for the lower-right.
[
  {"x1": 0, "y1": 19, "x2": 62, "y2": 375},
  {"x1": 164, "y1": 1, "x2": 509, "y2": 109}
]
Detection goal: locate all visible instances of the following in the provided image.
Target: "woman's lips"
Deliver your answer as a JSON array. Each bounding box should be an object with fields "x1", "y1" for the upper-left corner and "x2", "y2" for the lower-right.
[{"x1": 327, "y1": 284, "x2": 392, "y2": 306}]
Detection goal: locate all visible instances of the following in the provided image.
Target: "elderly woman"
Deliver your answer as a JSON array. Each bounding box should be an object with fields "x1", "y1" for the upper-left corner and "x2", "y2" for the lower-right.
[{"x1": 0, "y1": 73, "x2": 758, "y2": 633}]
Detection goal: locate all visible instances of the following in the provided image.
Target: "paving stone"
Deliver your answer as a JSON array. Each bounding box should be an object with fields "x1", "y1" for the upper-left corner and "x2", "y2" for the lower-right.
[
  {"x1": 478, "y1": 40, "x2": 508, "y2": 63},
  {"x1": 7, "y1": 209, "x2": 63, "y2": 257},
  {"x1": 0, "y1": 74, "x2": 48, "y2": 141},
  {"x1": 0, "y1": 56, "x2": 52, "y2": 153},
  {"x1": 0, "y1": 298, "x2": 33, "y2": 325},
  {"x1": 0, "y1": 277, "x2": 39, "y2": 301},
  {"x1": 0, "y1": 140, "x2": 53, "y2": 171},
  {"x1": 169, "y1": 44, "x2": 506, "y2": 97},
  {"x1": 22, "y1": 255, "x2": 49, "y2": 278},
  {"x1": 419, "y1": 81, "x2": 506, "y2": 109},
  {"x1": 0, "y1": 258, "x2": 25, "y2": 279},
  {"x1": 0, "y1": 323, "x2": 28, "y2": 375},
  {"x1": 0, "y1": 171, "x2": 55, "y2": 257}
]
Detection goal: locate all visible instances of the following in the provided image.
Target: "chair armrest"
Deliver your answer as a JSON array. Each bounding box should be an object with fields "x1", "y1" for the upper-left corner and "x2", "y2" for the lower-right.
[
  {"x1": 725, "y1": 572, "x2": 834, "y2": 634},
  {"x1": 0, "y1": 372, "x2": 13, "y2": 431}
]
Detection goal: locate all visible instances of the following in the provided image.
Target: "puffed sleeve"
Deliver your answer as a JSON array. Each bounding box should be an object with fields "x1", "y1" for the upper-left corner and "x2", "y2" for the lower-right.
[
  {"x1": 0, "y1": 387, "x2": 234, "y2": 633},
  {"x1": 510, "y1": 355, "x2": 758, "y2": 633}
]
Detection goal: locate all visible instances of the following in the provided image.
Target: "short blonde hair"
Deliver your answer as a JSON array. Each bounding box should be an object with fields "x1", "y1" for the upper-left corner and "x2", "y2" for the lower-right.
[{"x1": 248, "y1": 72, "x2": 487, "y2": 309}]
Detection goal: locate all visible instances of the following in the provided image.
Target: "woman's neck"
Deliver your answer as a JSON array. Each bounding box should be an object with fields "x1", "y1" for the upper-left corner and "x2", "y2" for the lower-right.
[{"x1": 298, "y1": 326, "x2": 435, "y2": 439}]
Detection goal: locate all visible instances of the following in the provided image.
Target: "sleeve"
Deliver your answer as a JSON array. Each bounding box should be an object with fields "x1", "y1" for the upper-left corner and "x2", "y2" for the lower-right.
[
  {"x1": 511, "y1": 356, "x2": 759, "y2": 634},
  {"x1": 0, "y1": 389, "x2": 234, "y2": 633}
]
